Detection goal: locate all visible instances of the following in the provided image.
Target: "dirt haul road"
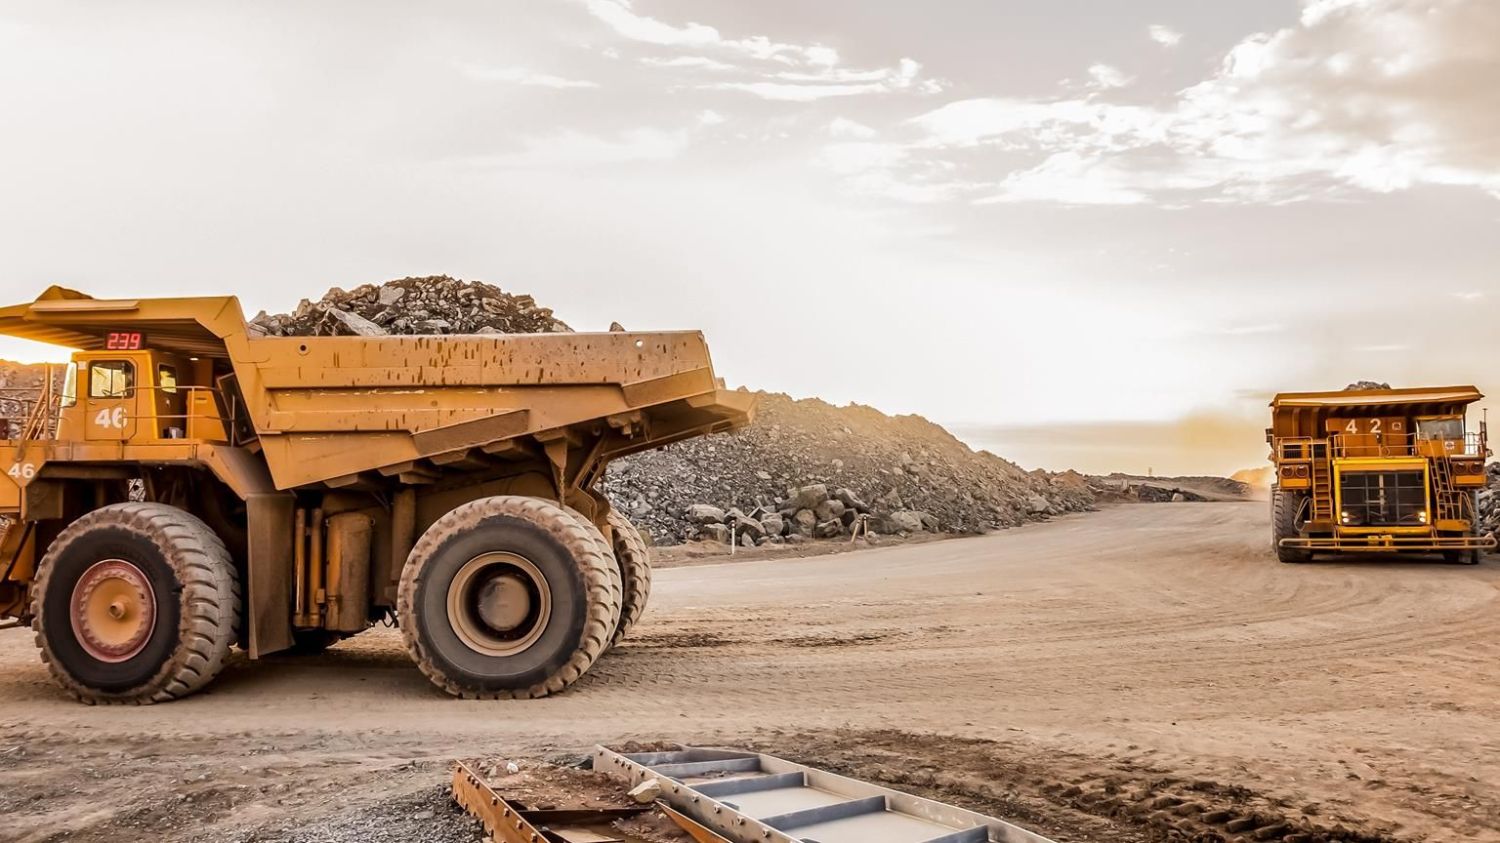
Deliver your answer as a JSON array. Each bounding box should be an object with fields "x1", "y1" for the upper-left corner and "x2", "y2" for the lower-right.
[{"x1": 2, "y1": 502, "x2": 1498, "y2": 842}]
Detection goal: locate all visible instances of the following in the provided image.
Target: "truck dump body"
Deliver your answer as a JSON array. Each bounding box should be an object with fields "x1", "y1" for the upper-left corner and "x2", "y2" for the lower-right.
[
  {"x1": 1267, "y1": 385, "x2": 1491, "y2": 560},
  {"x1": 0, "y1": 286, "x2": 752, "y2": 493}
]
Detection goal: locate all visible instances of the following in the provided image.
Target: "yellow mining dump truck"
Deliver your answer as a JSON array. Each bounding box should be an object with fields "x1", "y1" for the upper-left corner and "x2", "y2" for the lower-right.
[
  {"x1": 0, "y1": 286, "x2": 753, "y2": 703},
  {"x1": 1267, "y1": 385, "x2": 1493, "y2": 564}
]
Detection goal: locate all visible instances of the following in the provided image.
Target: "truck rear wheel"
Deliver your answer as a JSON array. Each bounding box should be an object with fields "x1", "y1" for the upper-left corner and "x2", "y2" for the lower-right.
[
  {"x1": 607, "y1": 510, "x2": 652, "y2": 646},
  {"x1": 1272, "y1": 488, "x2": 1312, "y2": 564},
  {"x1": 31, "y1": 502, "x2": 240, "y2": 704},
  {"x1": 398, "y1": 496, "x2": 620, "y2": 699}
]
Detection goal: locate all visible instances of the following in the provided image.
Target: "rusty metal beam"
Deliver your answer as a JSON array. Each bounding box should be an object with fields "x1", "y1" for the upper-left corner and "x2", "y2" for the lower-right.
[
  {"x1": 450, "y1": 762, "x2": 649, "y2": 843},
  {"x1": 452, "y1": 761, "x2": 550, "y2": 843}
]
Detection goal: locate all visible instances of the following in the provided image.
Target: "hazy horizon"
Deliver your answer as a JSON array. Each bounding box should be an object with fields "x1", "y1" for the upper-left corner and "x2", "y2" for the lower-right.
[{"x1": 1, "y1": 0, "x2": 1496, "y2": 476}]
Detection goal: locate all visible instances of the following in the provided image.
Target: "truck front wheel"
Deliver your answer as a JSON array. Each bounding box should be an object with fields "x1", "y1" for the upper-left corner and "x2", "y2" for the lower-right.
[
  {"x1": 398, "y1": 496, "x2": 619, "y2": 699},
  {"x1": 1272, "y1": 488, "x2": 1312, "y2": 564},
  {"x1": 31, "y1": 503, "x2": 240, "y2": 704}
]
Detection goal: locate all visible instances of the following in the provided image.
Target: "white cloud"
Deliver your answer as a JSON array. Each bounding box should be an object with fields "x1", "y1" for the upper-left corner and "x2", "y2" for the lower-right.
[
  {"x1": 1452, "y1": 291, "x2": 1485, "y2": 302},
  {"x1": 581, "y1": 0, "x2": 832, "y2": 66},
  {"x1": 1149, "y1": 25, "x2": 1183, "y2": 47},
  {"x1": 828, "y1": 117, "x2": 877, "y2": 139},
  {"x1": 1086, "y1": 63, "x2": 1132, "y2": 90},
  {"x1": 581, "y1": 1, "x2": 938, "y2": 101},
  {"x1": 458, "y1": 63, "x2": 599, "y2": 89},
  {"x1": 473, "y1": 127, "x2": 691, "y2": 168},
  {"x1": 642, "y1": 55, "x2": 736, "y2": 72},
  {"x1": 855, "y1": 0, "x2": 1500, "y2": 205},
  {"x1": 979, "y1": 152, "x2": 1151, "y2": 206}
]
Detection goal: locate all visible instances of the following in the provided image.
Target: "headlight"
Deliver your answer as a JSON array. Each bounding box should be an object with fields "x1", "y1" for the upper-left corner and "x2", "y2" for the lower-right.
[{"x1": 1418, "y1": 510, "x2": 1428, "y2": 523}]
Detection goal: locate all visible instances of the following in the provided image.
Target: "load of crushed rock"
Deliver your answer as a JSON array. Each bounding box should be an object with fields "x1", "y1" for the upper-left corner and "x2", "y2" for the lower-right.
[
  {"x1": 248, "y1": 275, "x2": 570, "y2": 337},
  {"x1": 603, "y1": 392, "x2": 1094, "y2": 546},
  {"x1": 1480, "y1": 464, "x2": 1499, "y2": 544}
]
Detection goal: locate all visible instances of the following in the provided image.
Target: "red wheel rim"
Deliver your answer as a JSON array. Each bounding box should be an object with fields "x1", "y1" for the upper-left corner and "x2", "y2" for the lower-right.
[{"x1": 70, "y1": 559, "x2": 156, "y2": 663}]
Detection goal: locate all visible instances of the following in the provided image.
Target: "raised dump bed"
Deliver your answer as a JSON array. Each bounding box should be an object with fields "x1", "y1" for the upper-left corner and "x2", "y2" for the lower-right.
[{"x1": 594, "y1": 745, "x2": 1055, "y2": 843}]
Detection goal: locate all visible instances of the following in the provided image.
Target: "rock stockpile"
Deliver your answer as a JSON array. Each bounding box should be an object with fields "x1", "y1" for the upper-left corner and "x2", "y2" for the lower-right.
[
  {"x1": 0, "y1": 361, "x2": 61, "y2": 438},
  {"x1": 1085, "y1": 473, "x2": 1251, "y2": 504},
  {"x1": 247, "y1": 275, "x2": 571, "y2": 337},
  {"x1": 602, "y1": 392, "x2": 1094, "y2": 545},
  {"x1": 1480, "y1": 463, "x2": 1499, "y2": 544}
]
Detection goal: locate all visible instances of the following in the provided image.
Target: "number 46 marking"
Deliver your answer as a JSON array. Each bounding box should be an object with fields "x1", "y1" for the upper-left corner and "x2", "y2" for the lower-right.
[
  {"x1": 94, "y1": 407, "x2": 128, "y2": 429},
  {"x1": 6, "y1": 462, "x2": 35, "y2": 480}
]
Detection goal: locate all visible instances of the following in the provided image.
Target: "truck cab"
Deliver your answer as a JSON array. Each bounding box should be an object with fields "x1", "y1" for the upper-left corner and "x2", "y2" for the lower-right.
[{"x1": 56, "y1": 343, "x2": 230, "y2": 444}]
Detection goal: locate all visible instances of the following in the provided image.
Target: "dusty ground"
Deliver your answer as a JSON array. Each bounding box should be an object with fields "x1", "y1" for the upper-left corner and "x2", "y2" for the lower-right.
[{"x1": 1, "y1": 503, "x2": 1498, "y2": 842}]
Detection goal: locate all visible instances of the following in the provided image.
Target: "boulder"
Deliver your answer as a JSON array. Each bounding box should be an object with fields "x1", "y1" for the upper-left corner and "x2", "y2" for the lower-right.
[
  {"x1": 760, "y1": 513, "x2": 786, "y2": 537},
  {"x1": 686, "y1": 504, "x2": 727, "y2": 525},
  {"x1": 793, "y1": 509, "x2": 818, "y2": 535},
  {"x1": 785, "y1": 483, "x2": 830, "y2": 511},
  {"x1": 834, "y1": 488, "x2": 870, "y2": 513},
  {"x1": 885, "y1": 511, "x2": 926, "y2": 534},
  {"x1": 326, "y1": 307, "x2": 385, "y2": 337},
  {"x1": 1027, "y1": 494, "x2": 1051, "y2": 514},
  {"x1": 814, "y1": 498, "x2": 846, "y2": 523},
  {"x1": 815, "y1": 519, "x2": 844, "y2": 539},
  {"x1": 733, "y1": 515, "x2": 767, "y2": 542},
  {"x1": 698, "y1": 523, "x2": 731, "y2": 543}
]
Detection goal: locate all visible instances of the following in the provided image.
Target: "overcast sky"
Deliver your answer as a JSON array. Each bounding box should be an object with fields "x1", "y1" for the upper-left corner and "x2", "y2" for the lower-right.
[{"x1": 1, "y1": 0, "x2": 1496, "y2": 474}]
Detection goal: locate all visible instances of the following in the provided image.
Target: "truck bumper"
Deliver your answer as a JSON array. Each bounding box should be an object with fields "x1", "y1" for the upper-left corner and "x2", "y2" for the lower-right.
[{"x1": 1279, "y1": 534, "x2": 1496, "y2": 552}]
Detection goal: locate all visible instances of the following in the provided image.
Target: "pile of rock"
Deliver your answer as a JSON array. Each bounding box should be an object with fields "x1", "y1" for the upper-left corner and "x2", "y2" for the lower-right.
[
  {"x1": 603, "y1": 392, "x2": 1094, "y2": 545},
  {"x1": 0, "y1": 361, "x2": 62, "y2": 438},
  {"x1": 1085, "y1": 473, "x2": 1249, "y2": 504},
  {"x1": 1479, "y1": 463, "x2": 1500, "y2": 544},
  {"x1": 248, "y1": 275, "x2": 570, "y2": 337}
]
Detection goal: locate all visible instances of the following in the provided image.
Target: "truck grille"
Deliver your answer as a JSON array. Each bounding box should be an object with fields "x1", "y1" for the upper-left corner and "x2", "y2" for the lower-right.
[{"x1": 1339, "y1": 470, "x2": 1426, "y2": 527}]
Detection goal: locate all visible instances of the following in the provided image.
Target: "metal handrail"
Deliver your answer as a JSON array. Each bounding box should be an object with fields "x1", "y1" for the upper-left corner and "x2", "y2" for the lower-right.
[
  {"x1": 84, "y1": 384, "x2": 237, "y2": 443},
  {"x1": 1276, "y1": 432, "x2": 1487, "y2": 460}
]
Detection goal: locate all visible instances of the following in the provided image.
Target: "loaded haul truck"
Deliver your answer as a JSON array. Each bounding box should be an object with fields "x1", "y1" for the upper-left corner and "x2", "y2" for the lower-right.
[{"x1": 0, "y1": 286, "x2": 753, "y2": 703}]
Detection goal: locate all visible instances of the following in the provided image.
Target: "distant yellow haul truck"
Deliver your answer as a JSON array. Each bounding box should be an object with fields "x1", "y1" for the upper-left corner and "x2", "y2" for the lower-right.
[
  {"x1": 0, "y1": 286, "x2": 753, "y2": 703},
  {"x1": 1267, "y1": 385, "x2": 1493, "y2": 564}
]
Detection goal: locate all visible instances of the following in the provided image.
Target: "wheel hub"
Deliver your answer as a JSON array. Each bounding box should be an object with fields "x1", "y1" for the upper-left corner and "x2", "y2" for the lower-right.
[
  {"x1": 70, "y1": 559, "x2": 155, "y2": 663},
  {"x1": 447, "y1": 552, "x2": 551, "y2": 657}
]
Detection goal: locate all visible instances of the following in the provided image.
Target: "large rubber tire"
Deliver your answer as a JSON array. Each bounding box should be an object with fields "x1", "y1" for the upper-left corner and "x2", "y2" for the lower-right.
[
  {"x1": 398, "y1": 496, "x2": 620, "y2": 699},
  {"x1": 1272, "y1": 488, "x2": 1312, "y2": 564},
  {"x1": 1443, "y1": 548, "x2": 1481, "y2": 565},
  {"x1": 607, "y1": 510, "x2": 652, "y2": 646},
  {"x1": 564, "y1": 506, "x2": 624, "y2": 650},
  {"x1": 31, "y1": 502, "x2": 240, "y2": 704}
]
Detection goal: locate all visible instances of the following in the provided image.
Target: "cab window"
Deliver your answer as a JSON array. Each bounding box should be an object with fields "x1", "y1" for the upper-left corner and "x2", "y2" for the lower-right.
[
  {"x1": 1416, "y1": 416, "x2": 1463, "y2": 440},
  {"x1": 157, "y1": 364, "x2": 178, "y2": 394},
  {"x1": 89, "y1": 360, "x2": 134, "y2": 399},
  {"x1": 60, "y1": 361, "x2": 80, "y2": 407}
]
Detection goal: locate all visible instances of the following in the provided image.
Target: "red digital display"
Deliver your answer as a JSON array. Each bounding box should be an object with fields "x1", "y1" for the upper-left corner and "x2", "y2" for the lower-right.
[{"x1": 105, "y1": 331, "x2": 145, "y2": 350}]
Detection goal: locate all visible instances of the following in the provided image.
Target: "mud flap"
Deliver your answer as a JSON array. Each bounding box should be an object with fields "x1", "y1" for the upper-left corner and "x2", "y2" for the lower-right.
[{"x1": 247, "y1": 492, "x2": 295, "y2": 657}]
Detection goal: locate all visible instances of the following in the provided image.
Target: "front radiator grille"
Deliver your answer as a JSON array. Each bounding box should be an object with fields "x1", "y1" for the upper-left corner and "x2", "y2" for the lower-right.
[{"x1": 1339, "y1": 470, "x2": 1426, "y2": 527}]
